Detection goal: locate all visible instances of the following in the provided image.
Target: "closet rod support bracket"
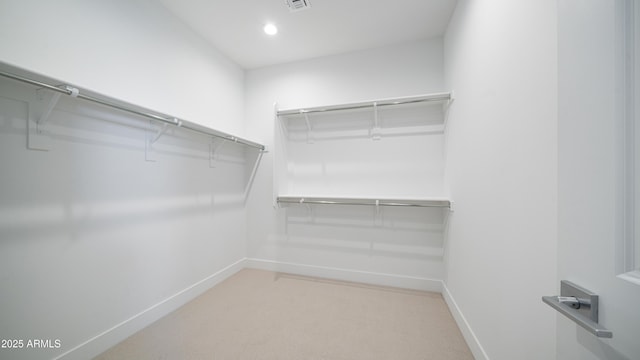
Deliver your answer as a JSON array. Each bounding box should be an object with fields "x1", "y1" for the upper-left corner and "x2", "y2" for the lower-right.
[
  {"x1": 36, "y1": 92, "x2": 61, "y2": 127},
  {"x1": 151, "y1": 123, "x2": 170, "y2": 145},
  {"x1": 27, "y1": 86, "x2": 77, "y2": 151},
  {"x1": 444, "y1": 90, "x2": 455, "y2": 111},
  {"x1": 302, "y1": 111, "x2": 314, "y2": 144},
  {"x1": 371, "y1": 102, "x2": 381, "y2": 140},
  {"x1": 209, "y1": 137, "x2": 228, "y2": 168}
]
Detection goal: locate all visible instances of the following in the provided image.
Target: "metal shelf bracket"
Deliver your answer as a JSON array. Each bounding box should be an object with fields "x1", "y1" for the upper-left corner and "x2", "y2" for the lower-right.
[
  {"x1": 302, "y1": 111, "x2": 314, "y2": 144},
  {"x1": 36, "y1": 90, "x2": 62, "y2": 126},
  {"x1": 151, "y1": 123, "x2": 170, "y2": 144},
  {"x1": 145, "y1": 118, "x2": 183, "y2": 162},
  {"x1": 209, "y1": 137, "x2": 228, "y2": 168},
  {"x1": 371, "y1": 102, "x2": 381, "y2": 140},
  {"x1": 27, "y1": 86, "x2": 76, "y2": 151},
  {"x1": 374, "y1": 199, "x2": 383, "y2": 225},
  {"x1": 1, "y1": 67, "x2": 266, "y2": 154}
]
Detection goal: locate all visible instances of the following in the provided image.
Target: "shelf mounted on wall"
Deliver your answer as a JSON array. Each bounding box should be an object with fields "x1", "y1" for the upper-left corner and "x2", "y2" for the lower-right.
[
  {"x1": 273, "y1": 92, "x2": 454, "y2": 211},
  {"x1": 277, "y1": 92, "x2": 453, "y2": 142},
  {"x1": 276, "y1": 92, "x2": 453, "y2": 116},
  {"x1": 277, "y1": 196, "x2": 452, "y2": 210},
  {"x1": 0, "y1": 64, "x2": 266, "y2": 154}
]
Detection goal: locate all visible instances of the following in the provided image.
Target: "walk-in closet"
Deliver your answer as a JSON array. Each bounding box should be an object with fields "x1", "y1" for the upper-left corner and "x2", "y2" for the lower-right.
[{"x1": 1, "y1": 1, "x2": 639, "y2": 360}]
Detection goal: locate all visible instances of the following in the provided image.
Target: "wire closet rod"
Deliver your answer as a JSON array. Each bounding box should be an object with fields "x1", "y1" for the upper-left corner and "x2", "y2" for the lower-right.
[
  {"x1": 276, "y1": 92, "x2": 452, "y2": 116},
  {"x1": 0, "y1": 69, "x2": 265, "y2": 151},
  {"x1": 277, "y1": 196, "x2": 451, "y2": 208}
]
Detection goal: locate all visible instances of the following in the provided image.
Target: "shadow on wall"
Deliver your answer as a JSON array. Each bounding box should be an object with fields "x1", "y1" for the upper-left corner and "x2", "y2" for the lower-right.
[
  {"x1": 0, "y1": 75, "x2": 262, "y2": 243},
  {"x1": 275, "y1": 204, "x2": 447, "y2": 261},
  {"x1": 0, "y1": 73, "x2": 263, "y2": 360}
]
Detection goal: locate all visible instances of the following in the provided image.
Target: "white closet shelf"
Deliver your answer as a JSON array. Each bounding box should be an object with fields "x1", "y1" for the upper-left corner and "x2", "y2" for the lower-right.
[
  {"x1": 0, "y1": 64, "x2": 265, "y2": 151},
  {"x1": 276, "y1": 92, "x2": 452, "y2": 116},
  {"x1": 277, "y1": 195, "x2": 451, "y2": 209}
]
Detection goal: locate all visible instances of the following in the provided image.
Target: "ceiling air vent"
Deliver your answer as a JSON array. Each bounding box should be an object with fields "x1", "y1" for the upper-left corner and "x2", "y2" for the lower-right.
[{"x1": 285, "y1": 0, "x2": 311, "y2": 12}]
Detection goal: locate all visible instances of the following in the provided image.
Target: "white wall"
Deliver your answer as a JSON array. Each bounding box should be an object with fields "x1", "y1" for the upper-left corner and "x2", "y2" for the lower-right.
[
  {"x1": 277, "y1": 104, "x2": 446, "y2": 199},
  {"x1": 0, "y1": 0, "x2": 245, "y2": 136},
  {"x1": 245, "y1": 39, "x2": 448, "y2": 289},
  {"x1": 443, "y1": 1, "x2": 558, "y2": 359},
  {"x1": 0, "y1": 1, "x2": 251, "y2": 359}
]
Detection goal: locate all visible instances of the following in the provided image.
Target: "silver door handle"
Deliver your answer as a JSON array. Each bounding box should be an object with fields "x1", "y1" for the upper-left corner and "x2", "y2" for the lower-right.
[
  {"x1": 542, "y1": 280, "x2": 612, "y2": 338},
  {"x1": 557, "y1": 296, "x2": 591, "y2": 309}
]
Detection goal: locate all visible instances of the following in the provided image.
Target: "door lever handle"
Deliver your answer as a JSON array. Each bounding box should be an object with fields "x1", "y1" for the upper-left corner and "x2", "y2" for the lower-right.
[
  {"x1": 558, "y1": 296, "x2": 591, "y2": 309},
  {"x1": 543, "y1": 280, "x2": 611, "y2": 338}
]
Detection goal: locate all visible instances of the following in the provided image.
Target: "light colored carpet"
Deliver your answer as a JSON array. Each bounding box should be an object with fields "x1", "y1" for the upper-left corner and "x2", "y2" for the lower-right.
[{"x1": 95, "y1": 269, "x2": 473, "y2": 360}]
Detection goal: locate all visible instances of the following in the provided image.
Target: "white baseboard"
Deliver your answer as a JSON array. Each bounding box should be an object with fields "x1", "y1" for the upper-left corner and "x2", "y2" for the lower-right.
[
  {"x1": 245, "y1": 258, "x2": 443, "y2": 292},
  {"x1": 55, "y1": 258, "x2": 246, "y2": 360},
  {"x1": 56, "y1": 258, "x2": 487, "y2": 360},
  {"x1": 442, "y1": 283, "x2": 489, "y2": 360}
]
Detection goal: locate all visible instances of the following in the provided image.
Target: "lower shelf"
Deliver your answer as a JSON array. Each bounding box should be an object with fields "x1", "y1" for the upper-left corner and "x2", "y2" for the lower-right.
[{"x1": 277, "y1": 195, "x2": 451, "y2": 209}]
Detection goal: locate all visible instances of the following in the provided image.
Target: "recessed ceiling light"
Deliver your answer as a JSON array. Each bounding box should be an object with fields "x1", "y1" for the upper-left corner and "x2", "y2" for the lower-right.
[{"x1": 264, "y1": 23, "x2": 278, "y2": 36}]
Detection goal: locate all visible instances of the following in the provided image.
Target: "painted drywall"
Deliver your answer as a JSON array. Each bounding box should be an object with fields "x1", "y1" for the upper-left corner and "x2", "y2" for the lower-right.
[
  {"x1": 0, "y1": 0, "x2": 246, "y2": 137},
  {"x1": 244, "y1": 39, "x2": 448, "y2": 289},
  {"x1": 277, "y1": 104, "x2": 446, "y2": 199},
  {"x1": 443, "y1": 0, "x2": 558, "y2": 359},
  {"x1": 557, "y1": 1, "x2": 640, "y2": 359},
  {"x1": 0, "y1": 1, "x2": 253, "y2": 359}
]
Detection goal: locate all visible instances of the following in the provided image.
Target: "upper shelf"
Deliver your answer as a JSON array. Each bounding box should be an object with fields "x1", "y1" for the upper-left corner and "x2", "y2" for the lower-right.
[
  {"x1": 276, "y1": 92, "x2": 453, "y2": 117},
  {"x1": 277, "y1": 195, "x2": 451, "y2": 209},
  {"x1": 0, "y1": 63, "x2": 265, "y2": 151}
]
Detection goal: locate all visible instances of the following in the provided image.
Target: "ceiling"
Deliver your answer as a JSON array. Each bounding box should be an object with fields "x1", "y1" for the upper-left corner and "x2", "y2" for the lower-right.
[{"x1": 157, "y1": 0, "x2": 458, "y2": 69}]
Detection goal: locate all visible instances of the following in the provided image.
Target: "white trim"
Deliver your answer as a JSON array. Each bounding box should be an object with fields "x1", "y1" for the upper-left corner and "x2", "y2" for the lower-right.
[
  {"x1": 54, "y1": 259, "x2": 488, "y2": 360},
  {"x1": 245, "y1": 258, "x2": 443, "y2": 292},
  {"x1": 621, "y1": 0, "x2": 638, "y2": 275},
  {"x1": 442, "y1": 283, "x2": 490, "y2": 360},
  {"x1": 618, "y1": 270, "x2": 640, "y2": 286},
  {"x1": 55, "y1": 258, "x2": 246, "y2": 360}
]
